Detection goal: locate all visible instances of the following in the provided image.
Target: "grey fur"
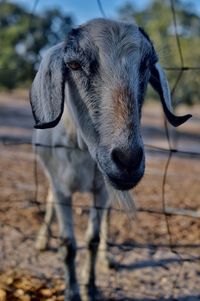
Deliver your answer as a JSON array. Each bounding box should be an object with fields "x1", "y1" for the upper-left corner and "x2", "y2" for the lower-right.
[{"x1": 30, "y1": 18, "x2": 191, "y2": 301}]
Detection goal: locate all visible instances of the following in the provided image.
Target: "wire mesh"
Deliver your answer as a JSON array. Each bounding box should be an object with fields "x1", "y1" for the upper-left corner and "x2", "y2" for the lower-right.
[{"x1": 0, "y1": 0, "x2": 200, "y2": 300}]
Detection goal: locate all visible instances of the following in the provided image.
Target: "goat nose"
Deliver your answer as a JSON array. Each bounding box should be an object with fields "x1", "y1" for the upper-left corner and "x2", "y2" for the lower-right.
[{"x1": 111, "y1": 147, "x2": 143, "y2": 171}]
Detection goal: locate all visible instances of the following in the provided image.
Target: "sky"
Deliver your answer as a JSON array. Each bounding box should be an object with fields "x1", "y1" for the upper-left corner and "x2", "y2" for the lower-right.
[
  {"x1": 9, "y1": 0, "x2": 200, "y2": 24},
  {"x1": 9, "y1": 0, "x2": 150, "y2": 23}
]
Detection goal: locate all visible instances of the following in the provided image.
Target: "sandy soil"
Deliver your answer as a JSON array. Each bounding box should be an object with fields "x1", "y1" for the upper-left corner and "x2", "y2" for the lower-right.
[{"x1": 0, "y1": 91, "x2": 200, "y2": 300}]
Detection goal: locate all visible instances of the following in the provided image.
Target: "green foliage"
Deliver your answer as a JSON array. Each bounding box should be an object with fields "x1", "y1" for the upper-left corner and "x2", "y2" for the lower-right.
[
  {"x1": 1, "y1": 0, "x2": 200, "y2": 105},
  {"x1": 0, "y1": 2, "x2": 73, "y2": 90},
  {"x1": 118, "y1": 0, "x2": 200, "y2": 105}
]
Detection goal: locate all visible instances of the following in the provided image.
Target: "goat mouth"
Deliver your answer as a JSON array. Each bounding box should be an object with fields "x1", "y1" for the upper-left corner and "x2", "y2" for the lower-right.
[
  {"x1": 97, "y1": 156, "x2": 144, "y2": 191},
  {"x1": 106, "y1": 174, "x2": 139, "y2": 191}
]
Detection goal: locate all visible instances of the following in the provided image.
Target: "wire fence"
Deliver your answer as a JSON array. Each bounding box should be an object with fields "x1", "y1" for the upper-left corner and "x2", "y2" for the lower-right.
[{"x1": 0, "y1": 0, "x2": 200, "y2": 300}]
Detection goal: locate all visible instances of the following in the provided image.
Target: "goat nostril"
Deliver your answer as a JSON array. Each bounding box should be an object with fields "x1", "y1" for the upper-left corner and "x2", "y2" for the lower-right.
[
  {"x1": 111, "y1": 148, "x2": 126, "y2": 169},
  {"x1": 111, "y1": 147, "x2": 143, "y2": 171}
]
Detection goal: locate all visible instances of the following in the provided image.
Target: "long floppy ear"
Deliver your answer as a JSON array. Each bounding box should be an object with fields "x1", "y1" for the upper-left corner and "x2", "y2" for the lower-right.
[
  {"x1": 149, "y1": 63, "x2": 192, "y2": 127},
  {"x1": 30, "y1": 42, "x2": 66, "y2": 129}
]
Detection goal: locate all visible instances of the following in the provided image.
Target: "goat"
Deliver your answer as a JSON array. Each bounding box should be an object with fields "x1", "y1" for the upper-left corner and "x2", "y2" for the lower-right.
[{"x1": 30, "y1": 18, "x2": 191, "y2": 301}]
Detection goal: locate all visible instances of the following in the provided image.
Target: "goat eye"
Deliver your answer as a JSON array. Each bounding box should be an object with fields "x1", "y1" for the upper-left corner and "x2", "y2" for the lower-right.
[{"x1": 67, "y1": 61, "x2": 82, "y2": 70}]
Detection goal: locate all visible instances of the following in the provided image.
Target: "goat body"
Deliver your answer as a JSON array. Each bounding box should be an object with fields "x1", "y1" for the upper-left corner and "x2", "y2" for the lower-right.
[{"x1": 30, "y1": 18, "x2": 191, "y2": 301}]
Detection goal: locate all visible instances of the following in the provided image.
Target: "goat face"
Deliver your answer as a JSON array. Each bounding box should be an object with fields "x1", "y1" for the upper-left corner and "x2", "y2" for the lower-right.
[
  {"x1": 30, "y1": 18, "x2": 191, "y2": 191},
  {"x1": 64, "y1": 20, "x2": 151, "y2": 190}
]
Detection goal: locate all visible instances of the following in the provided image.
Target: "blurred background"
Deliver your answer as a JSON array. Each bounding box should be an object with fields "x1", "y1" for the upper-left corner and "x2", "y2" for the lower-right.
[
  {"x1": 1, "y1": 0, "x2": 200, "y2": 105},
  {"x1": 0, "y1": 1, "x2": 200, "y2": 300}
]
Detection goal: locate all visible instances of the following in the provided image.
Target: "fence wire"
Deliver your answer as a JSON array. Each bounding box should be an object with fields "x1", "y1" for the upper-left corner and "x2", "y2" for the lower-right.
[{"x1": 0, "y1": 0, "x2": 200, "y2": 300}]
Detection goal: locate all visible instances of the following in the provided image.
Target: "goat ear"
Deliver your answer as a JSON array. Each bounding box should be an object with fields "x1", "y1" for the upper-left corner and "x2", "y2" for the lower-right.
[
  {"x1": 149, "y1": 63, "x2": 192, "y2": 127},
  {"x1": 30, "y1": 43, "x2": 66, "y2": 129}
]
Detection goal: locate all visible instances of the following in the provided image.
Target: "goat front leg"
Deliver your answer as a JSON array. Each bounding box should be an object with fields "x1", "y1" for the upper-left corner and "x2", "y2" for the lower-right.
[
  {"x1": 82, "y1": 176, "x2": 108, "y2": 301},
  {"x1": 53, "y1": 189, "x2": 81, "y2": 301},
  {"x1": 98, "y1": 206, "x2": 119, "y2": 270},
  {"x1": 35, "y1": 188, "x2": 55, "y2": 250}
]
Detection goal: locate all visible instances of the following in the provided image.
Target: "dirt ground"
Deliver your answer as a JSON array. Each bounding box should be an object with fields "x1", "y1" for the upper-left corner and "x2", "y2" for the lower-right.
[{"x1": 0, "y1": 91, "x2": 200, "y2": 301}]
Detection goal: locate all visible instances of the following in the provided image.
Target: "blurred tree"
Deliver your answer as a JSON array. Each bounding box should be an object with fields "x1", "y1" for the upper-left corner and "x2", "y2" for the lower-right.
[
  {"x1": 0, "y1": 2, "x2": 73, "y2": 89},
  {"x1": 118, "y1": 0, "x2": 200, "y2": 105}
]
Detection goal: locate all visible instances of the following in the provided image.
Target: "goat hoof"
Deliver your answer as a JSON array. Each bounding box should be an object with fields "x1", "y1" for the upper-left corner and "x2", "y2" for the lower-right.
[
  {"x1": 107, "y1": 257, "x2": 119, "y2": 270},
  {"x1": 99, "y1": 254, "x2": 119, "y2": 270},
  {"x1": 81, "y1": 284, "x2": 99, "y2": 301},
  {"x1": 64, "y1": 290, "x2": 81, "y2": 301}
]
